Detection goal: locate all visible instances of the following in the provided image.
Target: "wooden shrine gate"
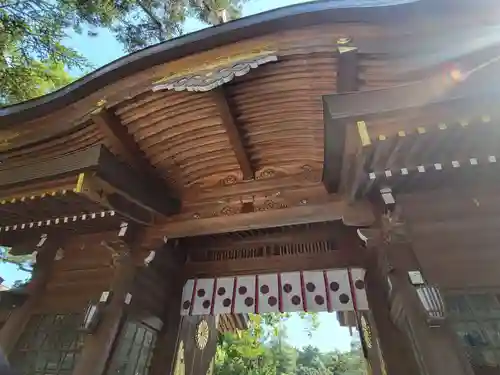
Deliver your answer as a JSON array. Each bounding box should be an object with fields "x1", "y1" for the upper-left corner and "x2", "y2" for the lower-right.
[{"x1": 2, "y1": 1, "x2": 500, "y2": 375}]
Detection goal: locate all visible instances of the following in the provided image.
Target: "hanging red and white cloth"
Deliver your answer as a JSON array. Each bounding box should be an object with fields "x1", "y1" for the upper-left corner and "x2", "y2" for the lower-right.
[{"x1": 180, "y1": 268, "x2": 368, "y2": 316}]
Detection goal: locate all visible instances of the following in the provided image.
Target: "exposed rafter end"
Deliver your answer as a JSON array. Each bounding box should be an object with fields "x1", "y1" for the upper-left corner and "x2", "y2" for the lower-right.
[{"x1": 213, "y1": 87, "x2": 254, "y2": 180}]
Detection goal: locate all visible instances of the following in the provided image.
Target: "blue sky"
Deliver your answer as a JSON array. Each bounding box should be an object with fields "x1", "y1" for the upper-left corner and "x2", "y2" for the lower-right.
[
  {"x1": 1, "y1": 0, "x2": 354, "y2": 353},
  {"x1": 66, "y1": 0, "x2": 313, "y2": 73}
]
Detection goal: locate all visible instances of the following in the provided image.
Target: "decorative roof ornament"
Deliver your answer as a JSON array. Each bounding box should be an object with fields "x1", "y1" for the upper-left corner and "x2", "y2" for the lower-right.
[{"x1": 152, "y1": 51, "x2": 278, "y2": 92}]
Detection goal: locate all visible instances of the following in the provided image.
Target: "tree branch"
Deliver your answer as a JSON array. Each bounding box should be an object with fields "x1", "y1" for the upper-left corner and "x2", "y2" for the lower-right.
[
  {"x1": 0, "y1": 257, "x2": 32, "y2": 273},
  {"x1": 135, "y1": 0, "x2": 165, "y2": 40}
]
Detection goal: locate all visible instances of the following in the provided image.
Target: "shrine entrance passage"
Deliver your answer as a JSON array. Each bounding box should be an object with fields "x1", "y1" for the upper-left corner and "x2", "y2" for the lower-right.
[{"x1": 161, "y1": 221, "x2": 412, "y2": 375}]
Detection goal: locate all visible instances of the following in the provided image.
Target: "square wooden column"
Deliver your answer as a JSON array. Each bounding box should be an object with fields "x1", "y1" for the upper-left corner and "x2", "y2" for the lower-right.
[
  {"x1": 364, "y1": 252, "x2": 421, "y2": 375},
  {"x1": 72, "y1": 226, "x2": 142, "y2": 375},
  {"x1": 149, "y1": 243, "x2": 186, "y2": 375},
  {"x1": 365, "y1": 193, "x2": 475, "y2": 375}
]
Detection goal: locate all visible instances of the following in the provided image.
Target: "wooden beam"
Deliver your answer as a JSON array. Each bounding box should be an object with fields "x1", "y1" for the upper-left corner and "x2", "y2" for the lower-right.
[
  {"x1": 0, "y1": 145, "x2": 179, "y2": 224},
  {"x1": 213, "y1": 87, "x2": 254, "y2": 180},
  {"x1": 184, "y1": 249, "x2": 367, "y2": 278},
  {"x1": 143, "y1": 199, "x2": 374, "y2": 242},
  {"x1": 184, "y1": 171, "x2": 321, "y2": 202},
  {"x1": 92, "y1": 108, "x2": 180, "y2": 209},
  {"x1": 92, "y1": 108, "x2": 151, "y2": 173},
  {"x1": 337, "y1": 45, "x2": 359, "y2": 93},
  {"x1": 183, "y1": 221, "x2": 352, "y2": 251},
  {"x1": 323, "y1": 44, "x2": 359, "y2": 194},
  {"x1": 340, "y1": 122, "x2": 373, "y2": 201}
]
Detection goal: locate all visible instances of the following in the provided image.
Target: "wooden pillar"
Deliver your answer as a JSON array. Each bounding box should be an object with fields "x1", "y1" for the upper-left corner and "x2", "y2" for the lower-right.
[
  {"x1": 149, "y1": 243, "x2": 185, "y2": 375},
  {"x1": 384, "y1": 240, "x2": 474, "y2": 375},
  {"x1": 365, "y1": 251, "x2": 420, "y2": 375},
  {"x1": 72, "y1": 230, "x2": 140, "y2": 375},
  {"x1": 365, "y1": 193, "x2": 475, "y2": 375},
  {"x1": 149, "y1": 293, "x2": 183, "y2": 375},
  {"x1": 0, "y1": 242, "x2": 58, "y2": 356}
]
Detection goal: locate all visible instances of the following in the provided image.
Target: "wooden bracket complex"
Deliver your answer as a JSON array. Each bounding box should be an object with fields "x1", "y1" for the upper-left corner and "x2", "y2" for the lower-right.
[{"x1": 0, "y1": 145, "x2": 180, "y2": 250}]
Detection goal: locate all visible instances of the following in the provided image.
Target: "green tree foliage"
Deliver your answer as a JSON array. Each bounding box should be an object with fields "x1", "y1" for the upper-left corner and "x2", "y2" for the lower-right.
[
  {"x1": 188, "y1": 0, "x2": 246, "y2": 25},
  {"x1": 0, "y1": 59, "x2": 72, "y2": 105},
  {"x1": 215, "y1": 313, "x2": 366, "y2": 375},
  {"x1": 0, "y1": 247, "x2": 33, "y2": 287},
  {"x1": 0, "y1": 247, "x2": 33, "y2": 274},
  {"x1": 111, "y1": 0, "x2": 187, "y2": 52},
  {"x1": 0, "y1": 0, "x2": 249, "y2": 103},
  {"x1": 112, "y1": 0, "x2": 247, "y2": 52},
  {"x1": 0, "y1": 0, "x2": 134, "y2": 104}
]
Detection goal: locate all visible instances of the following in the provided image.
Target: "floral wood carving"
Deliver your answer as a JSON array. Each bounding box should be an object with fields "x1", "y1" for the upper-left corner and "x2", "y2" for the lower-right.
[
  {"x1": 256, "y1": 168, "x2": 276, "y2": 179},
  {"x1": 220, "y1": 206, "x2": 239, "y2": 216},
  {"x1": 255, "y1": 200, "x2": 287, "y2": 211},
  {"x1": 221, "y1": 175, "x2": 237, "y2": 186},
  {"x1": 153, "y1": 52, "x2": 278, "y2": 92}
]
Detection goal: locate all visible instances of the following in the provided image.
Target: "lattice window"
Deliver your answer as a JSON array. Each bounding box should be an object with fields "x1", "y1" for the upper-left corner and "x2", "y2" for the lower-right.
[
  {"x1": 106, "y1": 320, "x2": 157, "y2": 375},
  {"x1": 10, "y1": 313, "x2": 84, "y2": 375},
  {"x1": 191, "y1": 240, "x2": 337, "y2": 262},
  {"x1": 446, "y1": 292, "x2": 500, "y2": 367}
]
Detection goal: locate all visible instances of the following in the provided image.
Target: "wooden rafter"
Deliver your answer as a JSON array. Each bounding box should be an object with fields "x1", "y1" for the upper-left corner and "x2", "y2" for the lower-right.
[
  {"x1": 91, "y1": 108, "x2": 179, "y2": 213},
  {"x1": 91, "y1": 108, "x2": 150, "y2": 172},
  {"x1": 212, "y1": 87, "x2": 254, "y2": 180}
]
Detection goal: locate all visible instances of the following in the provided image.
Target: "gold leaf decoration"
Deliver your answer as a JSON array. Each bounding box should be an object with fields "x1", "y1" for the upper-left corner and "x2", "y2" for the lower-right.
[
  {"x1": 174, "y1": 341, "x2": 185, "y2": 375},
  {"x1": 361, "y1": 315, "x2": 373, "y2": 349},
  {"x1": 153, "y1": 51, "x2": 277, "y2": 92},
  {"x1": 195, "y1": 320, "x2": 210, "y2": 350}
]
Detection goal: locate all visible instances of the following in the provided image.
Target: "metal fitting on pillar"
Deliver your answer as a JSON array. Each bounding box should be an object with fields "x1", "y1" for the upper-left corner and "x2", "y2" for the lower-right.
[
  {"x1": 380, "y1": 187, "x2": 395, "y2": 210},
  {"x1": 408, "y1": 270, "x2": 446, "y2": 326},
  {"x1": 416, "y1": 285, "x2": 446, "y2": 326}
]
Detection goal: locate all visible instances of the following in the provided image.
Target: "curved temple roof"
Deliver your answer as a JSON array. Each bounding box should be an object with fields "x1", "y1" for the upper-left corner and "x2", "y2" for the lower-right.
[
  {"x1": 1, "y1": 0, "x2": 499, "y2": 246},
  {"x1": 0, "y1": 0, "x2": 420, "y2": 123}
]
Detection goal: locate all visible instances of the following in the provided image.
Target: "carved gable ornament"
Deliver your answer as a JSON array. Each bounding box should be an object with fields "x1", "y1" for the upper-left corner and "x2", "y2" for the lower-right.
[{"x1": 152, "y1": 51, "x2": 278, "y2": 92}]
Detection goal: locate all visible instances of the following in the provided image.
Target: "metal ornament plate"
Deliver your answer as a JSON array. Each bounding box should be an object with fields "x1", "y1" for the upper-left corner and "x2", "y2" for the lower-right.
[
  {"x1": 153, "y1": 53, "x2": 278, "y2": 92},
  {"x1": 174, "y1": 341, "x2": 185, "y2": 375},
  {"x1": 195, "y1": 320, "x2": 210, "y2": 350}
]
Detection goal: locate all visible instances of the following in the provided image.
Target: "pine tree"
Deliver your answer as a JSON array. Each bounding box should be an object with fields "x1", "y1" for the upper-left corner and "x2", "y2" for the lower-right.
[{"x1": 0, "y1": 0, "x2": 132, "y2": 104}]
